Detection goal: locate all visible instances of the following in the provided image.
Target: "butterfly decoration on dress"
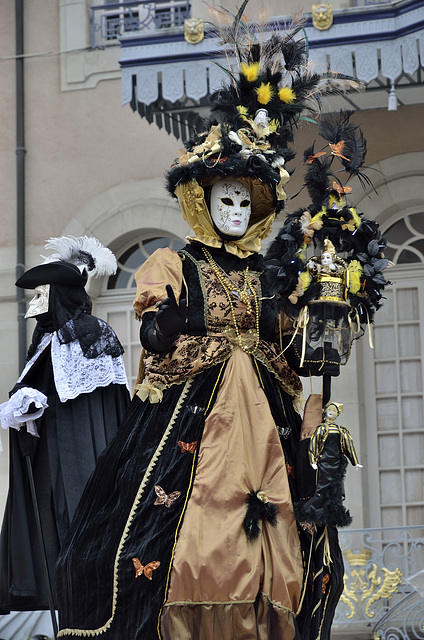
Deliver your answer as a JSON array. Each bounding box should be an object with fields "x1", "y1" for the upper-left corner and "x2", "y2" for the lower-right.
[
  {"x1": 154, "y1": 485, "x2": 181, "y2": 507},
  {"x1": 132, "y1": 558, "x2": 160, "y2": 580},
  {"x1": 178, "y1": 440, "x2": 198, "y2": 453}
]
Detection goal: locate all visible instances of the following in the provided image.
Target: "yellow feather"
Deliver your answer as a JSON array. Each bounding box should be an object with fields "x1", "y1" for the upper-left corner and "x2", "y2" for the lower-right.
[
  {"x1": 240, "y1": 62, "x2": 260, "y2": 82},
  {"x1": 269, "y1": 118, "x2": 280, "y2": 133},
  {"x1": 309, "y1": 210, "x2": 325, "y2": 230},
  {"x1": 309, "y1": 210, "x2": 324, "y2": 224},
  {"x1": 348, "y1": 260, "x2": 363, "y2": 293},
  {"x1": 278, "y1": 86, "x2": 296, "y2": 104},
  {"x1": 299, "y1": 269, "x2": 312, "y2": 290},
  {"x1": 256, "y1": 82, "x2": 273, "y2": 105},
  {"x1": 237, "y1": 105, "x2": 249, "y2": 116},
  {"x1": 349, "y1": 207, "x2": 361, "y2": 229}
]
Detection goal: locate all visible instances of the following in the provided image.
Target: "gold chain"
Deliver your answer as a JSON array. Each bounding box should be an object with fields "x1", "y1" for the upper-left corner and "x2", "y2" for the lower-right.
[{"x1": 202, "y1": 247, "x2": 260, "y2": 353}]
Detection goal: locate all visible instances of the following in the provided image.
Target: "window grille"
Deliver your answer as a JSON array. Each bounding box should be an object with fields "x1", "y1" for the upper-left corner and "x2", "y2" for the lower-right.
[
  {"x1": 363, "y1": 213, "x2": 424, "y2": 528},
  {"x1": 91, "y1": 1, "x2": 190, "y2": 49}
]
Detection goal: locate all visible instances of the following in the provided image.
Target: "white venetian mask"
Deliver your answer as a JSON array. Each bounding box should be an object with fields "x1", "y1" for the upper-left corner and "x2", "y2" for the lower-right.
[
  {"x1": 25, "y1": 284, "x2": 50, "y2": 318},
  {"x1": 210, "y1": 179, "x2": 251, "y2": 237}
]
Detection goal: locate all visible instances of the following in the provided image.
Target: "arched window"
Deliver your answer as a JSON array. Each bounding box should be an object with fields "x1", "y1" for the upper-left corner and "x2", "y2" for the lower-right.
[
  {"x1": 107, "y1": 237, "x2": 186, "y2": 290},
  {"x1": 383, "y1": 213, "x2": 424, "y2": 265}
]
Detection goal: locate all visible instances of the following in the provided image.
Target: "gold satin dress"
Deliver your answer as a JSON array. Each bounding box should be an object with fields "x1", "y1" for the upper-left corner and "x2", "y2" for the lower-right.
[{"x1": 134, "y1": 248, "x2": 304, "y2": 640}]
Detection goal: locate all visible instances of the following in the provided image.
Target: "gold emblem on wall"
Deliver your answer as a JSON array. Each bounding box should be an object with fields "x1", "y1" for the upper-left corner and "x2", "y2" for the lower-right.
[
  {"x1": 340, "y1": 549, "x2": 403, "y2": 619},
  {"x1": 184, "y1": 18, "x2": 204, "y2": 44},
  {"x1": 312, "y1": 4, "x2": 333, "y2": 30}
]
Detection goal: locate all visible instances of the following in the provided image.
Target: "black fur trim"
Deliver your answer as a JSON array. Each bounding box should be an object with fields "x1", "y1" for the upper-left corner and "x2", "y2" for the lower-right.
[
  {"x1": 293, "y1": 457, "x2": 352, "y2": 528},
  {"x1": 243, "y1": 490, "x2": 279, "y2": 541}
]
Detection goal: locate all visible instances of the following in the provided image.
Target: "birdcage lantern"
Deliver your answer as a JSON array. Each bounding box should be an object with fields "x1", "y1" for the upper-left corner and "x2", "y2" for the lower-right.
[{"x1": 300, "y1": 239, "x2": 361, "y2": 369}]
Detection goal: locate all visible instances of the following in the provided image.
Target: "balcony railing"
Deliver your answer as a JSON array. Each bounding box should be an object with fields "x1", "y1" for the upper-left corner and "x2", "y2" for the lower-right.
[
  {"x1": 91, "y1": 1, "x2": 190, "y2": 49},
  {"x1": 354, "y1": 0, "x2": 391, "y2": 5},
  {"x1": 334, "y1": 526, "x2": 424, "y2": 638}
]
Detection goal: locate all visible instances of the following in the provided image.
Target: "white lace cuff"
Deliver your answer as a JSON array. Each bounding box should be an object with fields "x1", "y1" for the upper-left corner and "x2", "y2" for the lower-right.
[{"x1": 0, "y1": 387, "x2": 49, "y2": 438}]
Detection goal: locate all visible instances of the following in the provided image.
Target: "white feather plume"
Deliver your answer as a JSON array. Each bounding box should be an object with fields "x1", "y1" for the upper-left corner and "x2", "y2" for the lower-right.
[{"x1": 42, "y1": 236, "x2": 117, "y2": 278}]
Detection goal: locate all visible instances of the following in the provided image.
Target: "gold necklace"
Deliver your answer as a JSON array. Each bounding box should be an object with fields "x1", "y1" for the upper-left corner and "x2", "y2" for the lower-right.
[
  {"x1": 202, "y1": 247, "x2": 260, "y2": 353},
  {"x1": 202, "y1": 247, "x2": 253, "y2": 310}
]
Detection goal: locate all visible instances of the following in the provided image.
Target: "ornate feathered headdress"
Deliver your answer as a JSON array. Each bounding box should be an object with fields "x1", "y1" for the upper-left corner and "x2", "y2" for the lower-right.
[{"x1": 166, "y1": 1, "x2": 359, "y2": 223}]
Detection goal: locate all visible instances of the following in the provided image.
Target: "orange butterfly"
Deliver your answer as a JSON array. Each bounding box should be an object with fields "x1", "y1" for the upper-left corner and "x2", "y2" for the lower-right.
[
  {"x1": 154, "y1": 485, "x2": 181, "y2": 508},
  {"x1": 328, "y1": 140, "x2": 350, "y2": 162},
  {"x1": 331, "y1": 181, "x2": 353, "y2": 197},
  {"x1": 132, "y1": 558, "x2": 160, "y2": 580},
  {"x1": 302, "y1": 150, "x2": 327, "y2": 164},
  {"x1": 178, "y1": 441, "x2": 198, "y2": 453}
]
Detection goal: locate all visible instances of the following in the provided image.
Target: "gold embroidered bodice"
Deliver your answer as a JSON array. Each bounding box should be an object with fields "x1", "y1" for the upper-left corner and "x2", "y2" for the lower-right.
[{"x1": 133, "y1": 247, "x2": 302, "y2": 403}]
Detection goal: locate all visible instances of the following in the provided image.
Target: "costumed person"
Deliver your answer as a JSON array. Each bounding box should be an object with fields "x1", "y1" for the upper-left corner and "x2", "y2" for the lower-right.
[
  {"x1": 0, "y1": 236, "x2": 130, "y2": 617},
  {"x1": 55, "y1": 5, "x2": 390, "y2": 640}
]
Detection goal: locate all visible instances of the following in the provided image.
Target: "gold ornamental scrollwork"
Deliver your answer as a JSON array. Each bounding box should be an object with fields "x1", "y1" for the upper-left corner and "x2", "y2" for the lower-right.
[
  {"x1": 312, "y1": 4, "x2": 333, "y2": 30},
  {"x1": 184, "y1": 18, "x2": 204, "y2": 44},
  {"x1": 340, "y1": 549, "x2": 403, "y2": 619}
]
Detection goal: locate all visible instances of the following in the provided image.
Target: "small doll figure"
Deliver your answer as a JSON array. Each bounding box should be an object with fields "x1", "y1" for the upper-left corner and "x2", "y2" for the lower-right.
[
  {"x1": 309, "y1": 402, "x2": 362, "y2": 470},
  {"x1": 307, "y1": 239, "x2": 346, "y2": 279},
  {"x1": 294, "y1": 400, "x2": 362, "y2": 528}
]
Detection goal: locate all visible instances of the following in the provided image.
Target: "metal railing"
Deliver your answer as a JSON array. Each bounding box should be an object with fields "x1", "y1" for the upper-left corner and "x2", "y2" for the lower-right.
[
  {"x1": 334, "y1": 526, "x2": 424, "y2": 638},
  {"x1": 354, "y1": 0, "x2": 391, "y2": 5},
  {"x1": 91, "y1": 1, "x2": 190, "y2": 49}
]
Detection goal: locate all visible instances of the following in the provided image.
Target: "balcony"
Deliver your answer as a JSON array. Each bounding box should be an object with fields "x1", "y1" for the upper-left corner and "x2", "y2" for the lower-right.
[
  {"x1": 91, "y1": 0, "x2": 190, "y2": 49},
  {"x1": 116, "y1": 0, "x2": 424, "y2": 138}
]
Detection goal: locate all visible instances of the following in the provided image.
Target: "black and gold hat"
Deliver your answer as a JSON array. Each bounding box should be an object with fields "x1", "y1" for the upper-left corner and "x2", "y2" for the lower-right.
[
  {"x1": 166, "y1": 2, "x2": 357, "y2": 222},
  {"x1": 16, "y1": 236, "x2": 117, "y2": 289}
]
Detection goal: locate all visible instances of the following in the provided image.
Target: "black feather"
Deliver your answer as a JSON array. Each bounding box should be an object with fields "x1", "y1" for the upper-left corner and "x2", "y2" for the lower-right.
[
  {"x1": 243, "y1": 490, "x2": 279, "y2": 541},
  {"x1": 318, "y1": 110, "x2": 356, "y2": 144},
  {"x1": 340, "y1": 128, "x2": 367, "y2": 174}
]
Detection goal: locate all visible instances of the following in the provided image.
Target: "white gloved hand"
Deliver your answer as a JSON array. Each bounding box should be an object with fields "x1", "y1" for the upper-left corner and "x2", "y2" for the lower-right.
[{"x1": 0, "y1": 387, "x2": 49, "y2": 439}]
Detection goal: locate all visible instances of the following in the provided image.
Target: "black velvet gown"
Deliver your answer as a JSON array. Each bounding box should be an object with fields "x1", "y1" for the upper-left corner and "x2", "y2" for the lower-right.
[{"x1": 55, "y1": 243, "x2": 344, "y2": 640}]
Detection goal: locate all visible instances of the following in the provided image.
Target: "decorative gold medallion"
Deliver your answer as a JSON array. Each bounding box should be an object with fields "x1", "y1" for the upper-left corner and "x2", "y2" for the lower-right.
[
  {"x1": 184, "y1": 18, "x2": 204, "y2": 44},
  {"x1": 312, "y1": 4, "x2": 333, "y2": 30},
  {"x1": 340, "y1": 549, "x2": 403, "y2": 620}
]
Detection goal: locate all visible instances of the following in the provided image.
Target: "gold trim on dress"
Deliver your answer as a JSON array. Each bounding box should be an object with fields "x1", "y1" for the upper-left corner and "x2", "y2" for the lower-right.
[
  {"x1": 156, "y1": 361, "x2": 227, "y2": 639},
  {"x1": 57, "y1": 378, "x2": 194, "y2": 638}
]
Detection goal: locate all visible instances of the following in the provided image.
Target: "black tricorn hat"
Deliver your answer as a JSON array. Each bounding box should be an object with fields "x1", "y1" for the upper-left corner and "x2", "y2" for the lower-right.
[{"x1": 16, "y1": 261, "x2": 88, "y2": 289}]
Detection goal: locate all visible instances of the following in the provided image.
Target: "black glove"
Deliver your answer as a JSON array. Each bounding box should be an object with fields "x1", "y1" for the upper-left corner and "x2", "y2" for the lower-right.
[
  {"x1": 143, "y1": 285, "x2": 187, "y2": 353},
  {"x1": 303, "y1": 343, "x2": 341, "y2": 377},
  {"x1": 283, "y1": 337, "x2": 340, "y2": 377},
  {"x1": 155, "y1": 284, "x2": 187, "y2": 337}
]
